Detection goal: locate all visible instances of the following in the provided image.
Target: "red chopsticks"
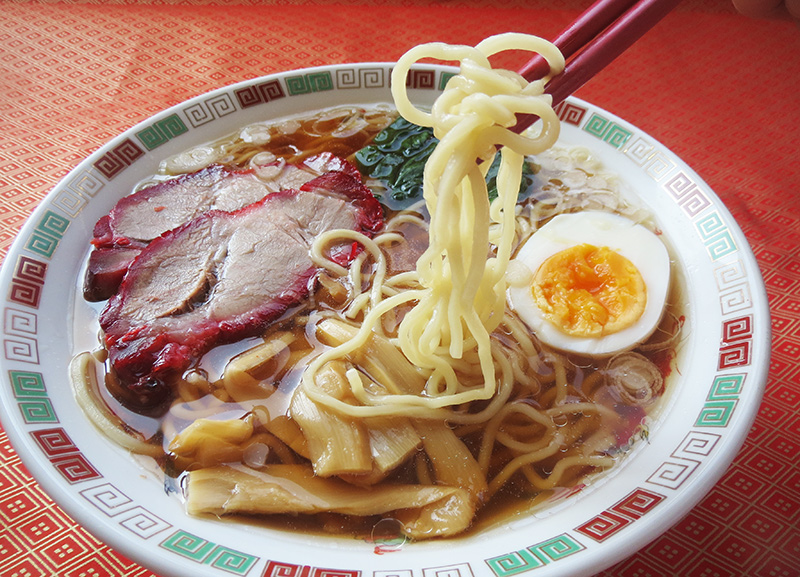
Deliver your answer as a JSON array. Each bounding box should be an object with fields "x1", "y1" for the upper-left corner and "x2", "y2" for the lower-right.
[
  {"x1": 513, "y1": 0, "x2": 682, "y2": 132},
  {"x1": 518, "y1": 0, "x2": 641, "y2": 83}
]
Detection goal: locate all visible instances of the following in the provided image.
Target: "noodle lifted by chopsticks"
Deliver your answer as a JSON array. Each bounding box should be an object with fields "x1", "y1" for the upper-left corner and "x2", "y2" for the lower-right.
[{"x1": 303, "y1": 33, "x2": 565, "y2": 417}]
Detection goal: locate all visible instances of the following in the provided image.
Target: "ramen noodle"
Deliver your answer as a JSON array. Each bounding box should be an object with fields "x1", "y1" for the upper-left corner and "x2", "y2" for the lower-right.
[{"x1": 71, "y1": 33, "x2": 682, "y2": 540}]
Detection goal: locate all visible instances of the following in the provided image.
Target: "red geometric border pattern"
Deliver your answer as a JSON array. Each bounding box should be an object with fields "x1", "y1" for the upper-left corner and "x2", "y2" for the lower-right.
[
  {"x1": 92, "y1": 139, "x2": 145, "y2": 180},
  {"x1": 405, "y1": 69, "x2": 436, "y2": 90},
  {"x1": 610, "y1": 489, "x2": 666, "y2": 519},
  {"x1": 722, "y1": 315, "x2": 752, "y2": 343},
  {"x1": 31, "y1": 428, "x2": 77, "y2": 456},
  {"x1": 575, "y1": 488, "x2": 665, "y2": 542},
  {"x1": 29, "y1": 428, "x2": 100, "y2": 484},
  {"x1": 51, "y1": 454, "x2": 102, "y2": 485},
  {"x1": 234, "y1": 79, "x2": 285, "y2": 108},
  {"x1": 553, "y1": 101, "x2": 587, "y2": 126},
  {"x1": 575, "y1": 510, "x2": 633, "y2": 542},
  {"x1": 7, "y1": 256, "x2": 47, "y2": 309},
  {"x1": 719, "y1": 315, "x2": 753, "y2": 370}
]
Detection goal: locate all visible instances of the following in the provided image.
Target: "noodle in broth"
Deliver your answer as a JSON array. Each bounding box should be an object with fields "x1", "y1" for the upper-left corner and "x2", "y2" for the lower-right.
[{"x1": 71, "y1": 33, "x2": 682, "y2": 541}]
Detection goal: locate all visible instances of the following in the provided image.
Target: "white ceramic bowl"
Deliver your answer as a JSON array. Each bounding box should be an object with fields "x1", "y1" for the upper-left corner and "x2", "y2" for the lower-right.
[{"x1": 0, "y1": 63, "x2": 769, "y2": 577}]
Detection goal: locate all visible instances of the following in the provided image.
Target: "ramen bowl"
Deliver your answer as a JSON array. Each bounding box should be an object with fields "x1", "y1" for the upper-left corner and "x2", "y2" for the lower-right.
[{"x1": 0, "y1": 63, "x2": 769, "y2": 577}]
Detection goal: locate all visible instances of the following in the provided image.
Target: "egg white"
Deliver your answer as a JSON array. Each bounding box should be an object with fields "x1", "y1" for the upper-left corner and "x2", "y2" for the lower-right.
[{"x1": 507, "y1": 211, "x2": 671, "y2": 356}]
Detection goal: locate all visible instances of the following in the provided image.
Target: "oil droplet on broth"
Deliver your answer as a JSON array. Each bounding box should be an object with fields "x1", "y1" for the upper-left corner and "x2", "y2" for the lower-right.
[{"x1": 370, "y1": 518, "x2": 407, "y2": 554}]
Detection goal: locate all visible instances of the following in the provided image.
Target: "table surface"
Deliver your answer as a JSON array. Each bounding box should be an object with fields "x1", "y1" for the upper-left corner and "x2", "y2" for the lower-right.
[{"x1": 1, "y1": 1, "x2": 798, "y2": 576}]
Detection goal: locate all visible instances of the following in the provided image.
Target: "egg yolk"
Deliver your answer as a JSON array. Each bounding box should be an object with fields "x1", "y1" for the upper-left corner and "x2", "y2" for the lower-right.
[{"x1": 532, "y1": 243, "x2": 646, "y2": 338}]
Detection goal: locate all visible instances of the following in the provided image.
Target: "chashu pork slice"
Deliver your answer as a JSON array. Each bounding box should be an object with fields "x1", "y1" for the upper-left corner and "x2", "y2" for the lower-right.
[
  {"x1": 99, "y1": 170, "x2": 383, "y2": 409},
  {"x1": 85, "y1": 153, "x2": 359, "y2": 301}
]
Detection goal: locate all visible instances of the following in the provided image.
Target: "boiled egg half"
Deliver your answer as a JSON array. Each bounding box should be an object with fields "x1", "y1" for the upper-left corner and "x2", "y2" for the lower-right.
[{"x1": 507, "y1": 211, "x2": 670, "y2": 356}]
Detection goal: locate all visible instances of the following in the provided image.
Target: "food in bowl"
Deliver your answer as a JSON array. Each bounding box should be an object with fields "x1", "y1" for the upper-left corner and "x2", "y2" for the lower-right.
[{"x1": 70, "y1": 33, "x2": 683, "y2": 541}]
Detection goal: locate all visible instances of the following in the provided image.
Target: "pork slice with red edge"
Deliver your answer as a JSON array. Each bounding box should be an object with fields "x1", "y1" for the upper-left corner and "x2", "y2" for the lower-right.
[
  {"x1": 84, "y1": 153, "x2": 359, "y2": 301},
  {"x1": 99, "y1": 170, "x2": 383, "y2": 409}
]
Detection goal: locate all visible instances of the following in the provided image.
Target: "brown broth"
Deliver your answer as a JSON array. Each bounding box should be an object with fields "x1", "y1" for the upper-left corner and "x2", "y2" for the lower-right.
[{"x1": 220, "y1": 107, "x2": 395, "y2": 168}]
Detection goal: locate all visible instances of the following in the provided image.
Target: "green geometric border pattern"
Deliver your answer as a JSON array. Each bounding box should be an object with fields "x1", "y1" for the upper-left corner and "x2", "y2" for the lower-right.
[
  {"x1": 160, "y1": 530, "x2": 258, "y2": 575},
  {"x1": 439, "y1": 71, "x2": 457, "y2": 91},
  {"x1": 695, "y1": 373, "x2": 745, "y2": 427},
  {"x1": 136, "y1": 113, "x2": 189, "y2": 151},
  {"x1": 582, "y1": 112, "x2": 632, "y2": 149},
  {"x1": 286, "y1": 71, "x2": 335, "y2": 95},
  {"x1": 24, "y1": 210, "x2": 71, "y2": 259},
  {"x1": 485, "y1": 534, "x2": 585, "y2": 576},
  {"x1": 695, "y1": 211, "x2": 738, "y2": 261},
  {"x1": 8, "y1": 369, "x2": 58, "y2": 424}
]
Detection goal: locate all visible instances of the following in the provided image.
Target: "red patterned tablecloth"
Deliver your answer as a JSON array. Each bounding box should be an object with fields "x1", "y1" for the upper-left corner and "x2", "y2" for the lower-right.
[{"x1": 1, "y1": 1, "x2": 798, "y2": 576}]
